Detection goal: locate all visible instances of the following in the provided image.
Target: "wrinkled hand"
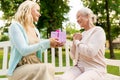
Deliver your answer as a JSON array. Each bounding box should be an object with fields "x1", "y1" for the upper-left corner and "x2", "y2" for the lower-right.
[
  {"x1": 73, "y1": 33, "x2": 82, "y2": 41},
  {"x1": 57, "y1": 42, "x2": 65, "y2": 47}
]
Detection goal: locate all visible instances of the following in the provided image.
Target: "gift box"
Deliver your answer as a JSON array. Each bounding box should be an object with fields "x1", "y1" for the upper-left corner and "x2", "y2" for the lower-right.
[{"x1": 51, "y1": 30, "x2": 66, "y2": 43}]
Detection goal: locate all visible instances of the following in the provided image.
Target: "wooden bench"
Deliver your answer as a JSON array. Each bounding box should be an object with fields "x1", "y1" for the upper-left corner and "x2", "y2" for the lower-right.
[{"x1": 0, "y1": 41, "x2": 120, "y2": 80}]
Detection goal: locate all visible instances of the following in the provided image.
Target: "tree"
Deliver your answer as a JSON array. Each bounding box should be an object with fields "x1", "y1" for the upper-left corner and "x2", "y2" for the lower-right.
[
  {"x1": 0, "y1": 0, "x2": 24, "y2": 39},
  {"x1": 81, "y1": 0, "x2": 120, "y2": 58},
  {"x1": 37, "y1": 0, "x2": 70, "y2": 38},
  {"x1": 0, "y1": 0, "x2": 25, "y2": 41},
  {"x1": 0, "y1": 0, "x2": 25, "y2": 21},
  {"x1": 0, "y1": 0, "x2": 70, "y2": 38}
]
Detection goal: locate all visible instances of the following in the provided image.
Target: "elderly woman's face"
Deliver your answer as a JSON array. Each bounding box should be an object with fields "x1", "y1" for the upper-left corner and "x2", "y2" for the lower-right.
[
  {"x1": 76, "y1": 12, "x2": 88, "y2": 29},
  {"x1": 31, "y1": 4, "x2": 41, "y2": 22}
]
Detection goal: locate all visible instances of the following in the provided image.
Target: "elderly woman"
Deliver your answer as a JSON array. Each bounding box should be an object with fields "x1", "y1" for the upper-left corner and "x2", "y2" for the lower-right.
[
  {"x1": 59, "y1": 7, "x2": 106, "y2": 80},
  {"x1": 7, "y1": 1, "x2": 63, "y2": 80}
]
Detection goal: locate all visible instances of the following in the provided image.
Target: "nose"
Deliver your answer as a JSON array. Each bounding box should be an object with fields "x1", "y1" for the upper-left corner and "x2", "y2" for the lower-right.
[{"x1": 39, "y1": 13, "x2": 41, "y2": 17}]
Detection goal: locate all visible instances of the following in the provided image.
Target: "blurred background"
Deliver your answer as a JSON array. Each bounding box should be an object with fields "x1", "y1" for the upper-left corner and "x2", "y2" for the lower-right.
[{"x1": 0, "y1": 0, "x2": 120, "y2": 59}]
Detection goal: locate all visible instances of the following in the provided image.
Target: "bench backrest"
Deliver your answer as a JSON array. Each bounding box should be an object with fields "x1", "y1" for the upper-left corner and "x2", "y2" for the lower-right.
[
  {"x1": 0, "y1": 41, "x2": 120, "y2": 76},
  {"x1": 0, "y1": 40, "x2": 73, "y2": 76},
  {"x1": 0, "y1": 41, "x2": 10, "y2": 76}
]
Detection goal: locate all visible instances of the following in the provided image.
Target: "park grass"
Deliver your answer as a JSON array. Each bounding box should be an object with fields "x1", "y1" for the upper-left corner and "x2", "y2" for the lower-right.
[
  {"x1": 0, "y1": 50, "x2": 3, "y2": 69},
  {"x1": 105, "y1": 49, "x2": 120, "y2": 76},
  {"x1": 105, "y1": 49, "x2": 120, "y2": 59},
  {"x1": 0, "y1": 49, "x2": 120, "y2": 77}
]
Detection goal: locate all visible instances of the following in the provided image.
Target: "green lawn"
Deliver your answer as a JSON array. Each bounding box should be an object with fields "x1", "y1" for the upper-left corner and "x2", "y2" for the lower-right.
[
  {"x1": 105, "y1": 49, "x2": 120, "y2": 59},
  {"x1": 0, "y1": 49, "x2": 120, "y2": 77},
  {"x1": 0, "y1": 50, "x2": 4, "y2": 69},
  {"x1": 105, "y1": 49, "x2": 120, "y2": 76}
]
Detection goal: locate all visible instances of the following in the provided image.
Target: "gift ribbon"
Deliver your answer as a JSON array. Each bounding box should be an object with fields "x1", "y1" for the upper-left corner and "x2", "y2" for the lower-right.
[{"x1": 56, "y1": 30, "x2": 61, "y2": 38}]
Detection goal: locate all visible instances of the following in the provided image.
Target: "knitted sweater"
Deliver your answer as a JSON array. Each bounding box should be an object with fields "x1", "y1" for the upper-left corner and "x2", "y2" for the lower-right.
[{"x1": 70, "y1": 27, "x2": 106, "y2": 73}]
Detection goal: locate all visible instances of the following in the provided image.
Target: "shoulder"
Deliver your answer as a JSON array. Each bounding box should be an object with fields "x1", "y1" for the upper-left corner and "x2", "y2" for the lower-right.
[
  {"x1": 94, "y1": 26, "x2": 104, "y2": 30},
  {"x1": 94, "y1": 26, "x2": 105, "y2": 33},
  {"x1": 10, "y1": 21, "x2": 21, "y2": 27},
  {"x1": 9, "y1": 21, "x2": 24, "y2": 31}
]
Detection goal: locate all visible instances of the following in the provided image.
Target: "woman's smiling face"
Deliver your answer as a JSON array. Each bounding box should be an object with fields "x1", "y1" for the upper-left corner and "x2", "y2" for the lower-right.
[
  {"x1": 76, "y1": 12, "x2": 89, "y2": 29},
  {"x1": 31, "y1": 4, "x2": 41, "y2": 22}
]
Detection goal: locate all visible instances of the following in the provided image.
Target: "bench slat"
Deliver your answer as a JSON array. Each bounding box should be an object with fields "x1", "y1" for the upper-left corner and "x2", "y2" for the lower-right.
[
  {"x1": 51, "y1": 48, "x2": 55, "y2": 66},
  {"x1": 106, "y1": 59, "x2": 120, "y2": 66},
  {"x1": 58, "y1": 47, "x2": 63, "y2": 67},
  {"x1": 65, "y1": 44, "x2": 70, "y2": 67},
  {"x1": 2, "y1": 47, "x2": 9, "y2": 70}
]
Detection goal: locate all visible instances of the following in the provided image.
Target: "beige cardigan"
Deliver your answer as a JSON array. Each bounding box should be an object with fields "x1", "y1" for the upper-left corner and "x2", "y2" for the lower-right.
[{"x1": 70, "y1": 27, "x2": 106, "y2": 73}]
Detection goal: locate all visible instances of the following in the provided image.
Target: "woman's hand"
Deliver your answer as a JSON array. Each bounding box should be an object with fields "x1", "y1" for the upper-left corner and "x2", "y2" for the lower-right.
[
  {"x1": 49, "y1": 38, "x2": 65, "y2": 48},
  {"x1": 49, "y1": 38, "x2": 59, "y2": 48},
  {"x1": 73, "y1": 33, "x2": 82, "y2": 41},
  {"x1": 57, "y1": 42, "x2": 65, "y2": 47}
]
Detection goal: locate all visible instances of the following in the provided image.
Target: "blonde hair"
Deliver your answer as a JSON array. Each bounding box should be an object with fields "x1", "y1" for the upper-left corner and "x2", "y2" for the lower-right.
[
  {"x1": 14, "y1": 0, "x2": 39, "y2": 28},
  {"x1": 77, "y1": 7, "x2": 97, "y2": 23}
]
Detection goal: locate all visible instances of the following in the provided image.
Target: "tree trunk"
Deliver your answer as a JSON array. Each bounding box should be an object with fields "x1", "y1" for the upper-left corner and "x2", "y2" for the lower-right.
[{"x1": 105, "y1": 0, "x2": 115, "y2": 59}]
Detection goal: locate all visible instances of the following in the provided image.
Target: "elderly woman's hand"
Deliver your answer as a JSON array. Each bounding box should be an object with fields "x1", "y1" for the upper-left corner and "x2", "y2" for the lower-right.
[
  {"x1": 49, "y1": 38, "x2": 60, "y2": 48},
  {"x1": 57, "y1": 42, "x2": 65, "y2": 47},
  {"x1": 73, "y1": 33, "x2": 82, "y2": 41}
]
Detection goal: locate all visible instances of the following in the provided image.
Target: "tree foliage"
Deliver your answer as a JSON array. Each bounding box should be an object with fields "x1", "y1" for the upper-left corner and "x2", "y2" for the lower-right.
[
  {"x1": 0, "y1": 0, "x2": 24, "y2": 40},
  {"x1": 37, "y1": 0, "x2": 70, "y2": 38},
  {"x1": 65, "y1": 22, "x2": 80, "y2": 40},
  {"x1": 81, "y1": 0, "x2": 120, "y2": 58},
  {"x1": 0, "y1": 0, "x2": 70, "y2": 38},
  {"x1": 0, "y1": 0, "x2": 24, "y2": 20},
  {"x1": 82, "y1": 0, "x2": 120, "y2": 39}
]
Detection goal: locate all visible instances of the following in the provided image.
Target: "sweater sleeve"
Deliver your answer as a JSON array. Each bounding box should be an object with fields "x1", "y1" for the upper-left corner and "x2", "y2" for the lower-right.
[
  {"x1": 34, "y1": 27, "x2": 48, "y2": 53},
  {"x1": 70, "y1": 42, "x2": 76, "y2": 60},
  {"x1": 9, "y1": 23, "x2": 50, "y2": 56},
  {"x1": 75, "y1": 27, "x2": 106, "y2": 58}
]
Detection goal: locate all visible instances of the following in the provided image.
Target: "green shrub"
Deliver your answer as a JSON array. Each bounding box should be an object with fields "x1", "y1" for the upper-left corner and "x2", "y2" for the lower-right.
[{"x1": 0, "y1": 35, "x2": 9, "y2": 41}]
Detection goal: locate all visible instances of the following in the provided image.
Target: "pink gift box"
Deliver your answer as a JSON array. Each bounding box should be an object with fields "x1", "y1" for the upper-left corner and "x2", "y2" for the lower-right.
[{"x1": 51, "y1": 30, "x2": 66, "y2": 43}]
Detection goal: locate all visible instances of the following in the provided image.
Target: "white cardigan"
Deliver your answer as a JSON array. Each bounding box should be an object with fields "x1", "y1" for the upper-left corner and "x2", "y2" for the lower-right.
[{"x1": 70, "y1": 26, "x2": 106, "y2": 73}]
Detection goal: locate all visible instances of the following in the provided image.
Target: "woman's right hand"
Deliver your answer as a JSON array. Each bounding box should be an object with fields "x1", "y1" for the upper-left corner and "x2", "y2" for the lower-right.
[{"x1": 49, "y1": 38, "x2": 60, "y2": 48}]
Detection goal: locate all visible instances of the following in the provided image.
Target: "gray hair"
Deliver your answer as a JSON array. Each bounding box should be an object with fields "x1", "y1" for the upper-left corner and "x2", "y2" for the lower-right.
[{"x1": 77, "y1": 7, "x2": 97, "y2": 23}]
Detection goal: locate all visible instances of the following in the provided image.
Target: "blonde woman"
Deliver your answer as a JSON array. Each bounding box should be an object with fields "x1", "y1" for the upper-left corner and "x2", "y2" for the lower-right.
[
  {"x1": 59, "y1": 7, "x2": 106, "y2": 80},
  {"x1": 8, "y1": 1, "x2": 62, "y2": 80}
]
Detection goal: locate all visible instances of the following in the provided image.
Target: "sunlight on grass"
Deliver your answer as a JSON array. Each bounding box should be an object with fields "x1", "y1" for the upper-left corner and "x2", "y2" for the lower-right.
[
  {"x1": 107, "y1": 65, "x2": 120, "y2": 76},
  {"x1": 105, "y1": 49, "x2": 120, "y2": 76},
  {"x1": 0, "y1": 50, "x2": 3, "y2": 69}
]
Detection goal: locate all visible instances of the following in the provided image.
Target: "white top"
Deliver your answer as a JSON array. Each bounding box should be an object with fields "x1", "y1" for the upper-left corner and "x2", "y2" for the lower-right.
[{"x1": 70, "y1": 26, "x2": 106, "y2": 73}]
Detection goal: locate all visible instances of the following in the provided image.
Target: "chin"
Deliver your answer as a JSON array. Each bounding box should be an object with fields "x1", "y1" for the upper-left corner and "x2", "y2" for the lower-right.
[
  {"x1": 33, "y1": 17, "x2": 39, "y2": 22},
  {"x1": 34, "y1": 19, "x2": 38, "y2": 22}
]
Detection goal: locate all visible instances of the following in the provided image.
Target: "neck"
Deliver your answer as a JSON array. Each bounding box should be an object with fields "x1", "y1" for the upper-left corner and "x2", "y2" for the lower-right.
[
  {"x1": 85, "y1": 23, "x2": 95, "y2": 31},
  {"x1": 24, "y1": 24, "x2": 35, "y2": 32}
]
